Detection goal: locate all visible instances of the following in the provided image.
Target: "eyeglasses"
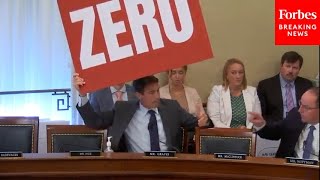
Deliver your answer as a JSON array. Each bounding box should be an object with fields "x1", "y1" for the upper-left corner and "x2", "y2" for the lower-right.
[{"x1": 299, "y1": 101, "x2": 318, "y2": 110}]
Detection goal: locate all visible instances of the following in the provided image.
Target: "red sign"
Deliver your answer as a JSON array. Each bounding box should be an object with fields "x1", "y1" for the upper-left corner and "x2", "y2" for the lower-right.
[
  {"x1": 58, "y1": 0, "x2": 213, "y2": 93},
  {"x1": 275, "y1": 0, "x2": 320, "y2": 45}
]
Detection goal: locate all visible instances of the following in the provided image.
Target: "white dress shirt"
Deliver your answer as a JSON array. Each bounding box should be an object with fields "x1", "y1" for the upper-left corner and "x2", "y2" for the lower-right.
[
  {"x1": 124, "y1": 103, "x2": 167, "y2": 152},
  {"x1": 295, "y1": 123, "x2": 319, "y2": 160}
]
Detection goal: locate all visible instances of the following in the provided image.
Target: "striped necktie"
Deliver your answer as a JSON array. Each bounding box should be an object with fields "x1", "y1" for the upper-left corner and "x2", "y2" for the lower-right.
[
  {"x1": 115, "y1": 90, "x2": 123, "y2": 101},
  {"x1": 285, "y1": 83, "x2": 294, "y2": 112}
]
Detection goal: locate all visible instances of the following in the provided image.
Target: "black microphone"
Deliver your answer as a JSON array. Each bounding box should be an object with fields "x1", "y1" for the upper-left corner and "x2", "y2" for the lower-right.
[{"x1": 56, "y1": 143, "x2": 102, "y2": 153}]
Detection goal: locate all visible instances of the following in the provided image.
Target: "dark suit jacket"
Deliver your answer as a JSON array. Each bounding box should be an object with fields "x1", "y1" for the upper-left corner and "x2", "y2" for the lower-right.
[
  {"x1": 257, "y1": 74, "x2": 312, "y2": 122},
  {"x1": 77, "y1": 99, "x2": 198, "y2": 152},
  {"x1": 89, "y1": 84, "x2": 137, "y2": 113},
  {"x1": 257, "y1": 108, "x2": 305, "y2": 158}
]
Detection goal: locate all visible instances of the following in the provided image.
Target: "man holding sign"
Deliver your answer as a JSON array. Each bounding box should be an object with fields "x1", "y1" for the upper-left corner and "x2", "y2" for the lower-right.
[
  {"x1": 249, "y1": 87, "x2": 319, "y2": 160},
  {"x1": 58, "y1": 0, "x2": 213, "y2": 93},
  {"x1": 74, "y1": 74, "x2": 208, "y2": 152}
]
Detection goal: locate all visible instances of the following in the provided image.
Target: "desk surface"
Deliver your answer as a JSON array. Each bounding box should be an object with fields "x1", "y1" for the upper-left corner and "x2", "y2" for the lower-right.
[{"x1": 0, "y1": 153, "x2": 318, "y2": 180}]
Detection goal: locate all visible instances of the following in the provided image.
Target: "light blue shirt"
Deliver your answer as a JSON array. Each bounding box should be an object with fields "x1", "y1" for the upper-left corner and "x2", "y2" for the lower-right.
[
  {"x1": 110, "y1": 85, "x2": 128, "y2": 102},
  {"x1": 279, "y1": 74, "x2": 297, "y2": 118},
  {"x1": 124, "y1": 103, "x2": 168, "y2": 152}
]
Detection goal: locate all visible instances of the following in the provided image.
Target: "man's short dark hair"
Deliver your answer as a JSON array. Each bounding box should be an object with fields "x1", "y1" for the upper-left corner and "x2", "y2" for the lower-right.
[
  {"x1": 133, "y1": 75, "x2": 159, "y2": 94},
  {"x1": 281, "y1": 51, "x2": 303, "y2": 68}
]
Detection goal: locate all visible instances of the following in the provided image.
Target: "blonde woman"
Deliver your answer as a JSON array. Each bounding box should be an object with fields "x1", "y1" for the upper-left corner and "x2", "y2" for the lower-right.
[
  {"x1": 207, "y1": 58, "x2": 261, "y2": 128},
  {"x1": 160, "y1": 66, "x2": 207, "y2": 152},
  {"x1": 160, "y1": 66, "x2": 206, "y2": 118}
]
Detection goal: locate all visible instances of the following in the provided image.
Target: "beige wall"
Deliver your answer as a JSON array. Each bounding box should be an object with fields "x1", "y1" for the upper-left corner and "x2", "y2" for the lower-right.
[{"x1": 157, "y1": 0, "x2": 319, "y2": 102}]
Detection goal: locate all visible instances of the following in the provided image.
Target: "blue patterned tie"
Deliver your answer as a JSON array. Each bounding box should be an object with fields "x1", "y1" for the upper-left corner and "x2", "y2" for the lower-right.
[
  {"x1": 302, "y1": 125, "x2": 316, "y2": 159},
  {"x1": 148, "y1": 110, "x2": 160, "y2": 151}
]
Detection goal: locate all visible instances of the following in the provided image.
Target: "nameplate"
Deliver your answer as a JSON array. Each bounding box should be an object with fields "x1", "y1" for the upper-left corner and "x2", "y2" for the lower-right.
[
  {"x1": 70, "y1": 150, "x2": 101, "y2": 157},
  {"x1": 214, "y1": 153, "x2": 246, "y2": 160},
  {"x1": 144, "y1": 151, "x2": 176, "y2": 157},
  {"x1": 0, "y1": 152, "x2": 23, "y2": 158},
  {"x1": 286, "y1": 157, "x2": 318, "y2": 166}
]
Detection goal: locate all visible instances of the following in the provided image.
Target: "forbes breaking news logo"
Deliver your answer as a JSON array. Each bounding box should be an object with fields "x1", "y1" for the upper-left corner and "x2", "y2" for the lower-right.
[
  {"x1": 278, "y1": 9, "x2": 317, "y2": 37},
  {"x1": 275, "y1": 0, "x2": 320, "y2": 45}
]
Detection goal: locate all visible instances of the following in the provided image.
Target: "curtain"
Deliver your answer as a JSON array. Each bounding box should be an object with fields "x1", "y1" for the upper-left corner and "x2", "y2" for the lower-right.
[{"x1": 0, "y1": 0, "x2": 82, "y2": 124}]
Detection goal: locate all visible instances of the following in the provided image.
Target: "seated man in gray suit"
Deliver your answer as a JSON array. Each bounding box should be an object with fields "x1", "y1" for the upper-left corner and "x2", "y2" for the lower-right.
[
  {"x1": 74, "y1": 74, "x2": 208, "y2": 152},
  {"x1": 90, "y1": 83, "x2": 137, "y2": 114}
]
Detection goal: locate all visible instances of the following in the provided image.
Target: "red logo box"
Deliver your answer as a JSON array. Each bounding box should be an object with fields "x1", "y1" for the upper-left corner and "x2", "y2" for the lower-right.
[{"x1": 275, "y1": 0, "x2": 320, "y2": 45}]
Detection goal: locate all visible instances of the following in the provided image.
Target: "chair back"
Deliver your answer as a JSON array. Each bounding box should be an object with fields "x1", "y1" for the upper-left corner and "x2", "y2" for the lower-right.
[
  {"x1": 176, "y1": 127, "x2": 188, "y2": 153},
  {"x1": 195, "y1": 127, "x2": 256, "y2": 156},
  {"x1": 0, "y1": 116, "x2": 39, "y2": 153},
  {"x1": 47, "y1": 125, "x2": 104, "y2": 153}
]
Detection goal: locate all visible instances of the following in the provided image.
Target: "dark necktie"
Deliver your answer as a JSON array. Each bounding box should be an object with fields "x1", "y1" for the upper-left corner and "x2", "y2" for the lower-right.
[
  {"x1": 148, "y1": 110, "x2": 160, "y2": 151},
  {"x1": 302, "y1": 125, "x2": 316, "y2": 159}
]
